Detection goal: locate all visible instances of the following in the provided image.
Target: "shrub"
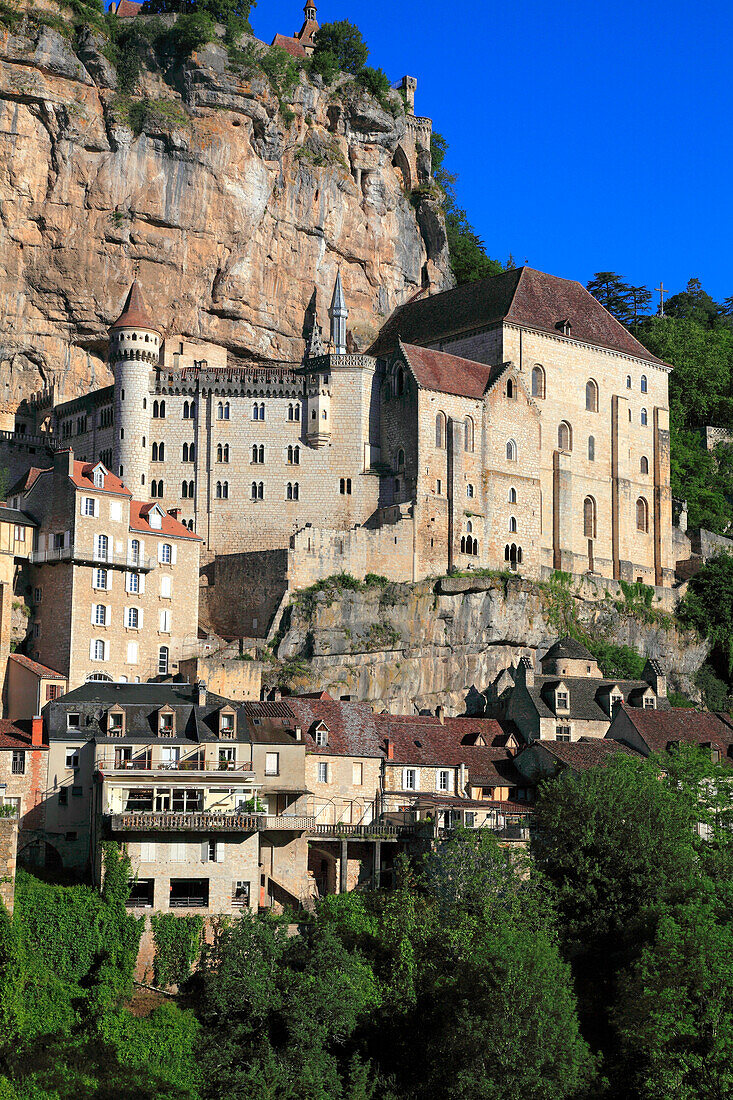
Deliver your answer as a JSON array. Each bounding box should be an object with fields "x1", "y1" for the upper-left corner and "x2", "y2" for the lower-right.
[
  {"x1": 151, "y1": 912, "x2": 204, "y2": 988},
  {"x1": 356, "y1": 65, "x2": 393, "y2": 111},
  {"x1": 170, "y1": 10, "x2": 215, "y2": 56},
  {"x1": 312, "y1": 20, "x2": 368, "y2": 75}
]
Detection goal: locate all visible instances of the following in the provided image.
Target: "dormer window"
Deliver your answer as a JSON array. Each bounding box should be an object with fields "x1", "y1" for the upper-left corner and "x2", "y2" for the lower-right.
[
  {"x1": 93, "y1": 466, "x2": 105, "y2": 489},
  {"x1": 643, "y1": 696, "x2": 656, "y2": 709},
  {"x1": 219, "y1": 708, "x2": 236, "y2": 739},
  {"x1": 314, "y1": 722, "x2": 329, "y2": 747},
  {"x1": 158, "y1": 709, "x2": 175, "y2": 737},
  {"x1": 108, "y1": 708, "x2": 124, "y2": 735},
  {"x1": 610, "y1": 693, "x2": 623, "y2": 712},
  {"x1": 149, "y1": 507, "x2": 163, "y2": 531},
  {"x1": 555, "y1": 690, "x2": 569, "y2": 712}
]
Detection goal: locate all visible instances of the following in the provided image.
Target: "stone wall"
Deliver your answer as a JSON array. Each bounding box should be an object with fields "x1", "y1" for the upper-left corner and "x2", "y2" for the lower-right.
[
  {"x1": 0, "y1": 816, "x2": 18, "y2": 915},
  {"x1": 178, "y1": 651, "x2": 263, "y2": 702},
  {"x1": 200, "y1": 549, "x2": 290, "y2": 638}
]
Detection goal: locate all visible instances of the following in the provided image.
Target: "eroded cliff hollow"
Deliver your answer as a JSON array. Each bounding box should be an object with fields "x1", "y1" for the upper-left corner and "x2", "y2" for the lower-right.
[
  {"x1": 0, "y1": 3, "x2": 451, "y2": 412},
  {"x1": 271, "y1": 575, "x2": 707, "y2": 713}
]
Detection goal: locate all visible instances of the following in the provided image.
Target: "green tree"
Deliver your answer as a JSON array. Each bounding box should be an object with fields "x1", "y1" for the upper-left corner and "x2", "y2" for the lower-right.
[
  {"x1": 587, "y1": 272, "x2": 651, "y2": 326},
  {"x1": 140, "y1": 0, "x2": 254, "y2": 21},
  {"x1": 679, "y1": 552, "x2": 733, "y2": 679},
  {"x1": 312, "y1": 20, "x2": 368, "y2": 75},
  {"x1": 170, "y1": 10, "x2": 216, "y2": 55},
  {"x1": 431, "y1": 132, "x2": 505, "y2": 286},
  {"x1": 614, "y1": 900, "x2": 733, "y2": 1100},
  {"x1": 665, "y1": 277, "x2": 721, "y2": 329}
]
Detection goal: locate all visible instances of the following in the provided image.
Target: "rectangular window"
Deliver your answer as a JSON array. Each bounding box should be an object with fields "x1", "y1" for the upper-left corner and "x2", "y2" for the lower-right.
[
  {"x1": 58, "y1": 787, "x2": 68, "y2": 806},
  {"x1": 127, "y1": 641, "x2": 139, "y2": 664},
  {"x1": 67, "y1": 713, "x2": 80, "y2": 729},
  {"x1": 555, "y1": 726, "x2": 571, "y2": 742},
  {"x1": 71, "y1": 785, "x2": 83, "y2": 797},
  {"x1": 169, "y1": 879, "x2": 209, "y2": 908},
  {"x1": 436, "y1": 479, "x2": 442, "y2": 495},
  {"x1": 265, "y1": 752, "x2": 279, "y2": 776},
  {"x1": 110, "y1": 501, "x2": 122, "y2": 522},
  {"x1": 14, "y1": 525, "x2": 25, "y2": 542},
  {"x1": 159, "y1": 609, "x2": 171, "y2": 633},
  {"x1": 643, "y1": 698, "x2": 656, "y2": 709},
  {"x1": 169, "y1": 842, "x2": 186, "y2": 862},
  {"x1": 140, "y1": 841, "x2": 156, "y2": 862},
  {"x1": 204, "y1": 839, "x2": 224, "y2": 863},
  {"x1": 465, "y1": 812, "x2": 476, "y2": 828},
  {"x1": 317, "y1": 762, "x2": 329, "y2": 783},
  {"x1": 437, "y1": 769, "x2": 451, "y2": 792},
  {"x1": 160, "y1": 575, "x2": 172, "y2": 599},
  {"x1": 34, "y1": 587, "x2": 42, "y2": 603},
  {"x1": 66, "y1": 748, "x2": 80, "y2": 769},
  {"x1": 403, "y1": 768, "x2": 418, "y2": 790},
  {"x1": 556, "y1": 692, "x2": 569, "y2": 710},
  {"x1": 352, "y1": 761, "x2": 363, "y2": 786},
  {"x1": 83, "y1": 497, "x2": 95, "y2": 517},
  {"x1": 46, "y1": 684, "x2": 61, "y2": 701},
  {"x1": 11, "y1": 751, "x2": 24, "y2": 775}
]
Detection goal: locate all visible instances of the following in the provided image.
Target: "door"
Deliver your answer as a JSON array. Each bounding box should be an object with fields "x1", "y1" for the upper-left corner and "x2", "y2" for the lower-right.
[{"x1": 160, "y1": 747, "x2": 180, "y2": 770}]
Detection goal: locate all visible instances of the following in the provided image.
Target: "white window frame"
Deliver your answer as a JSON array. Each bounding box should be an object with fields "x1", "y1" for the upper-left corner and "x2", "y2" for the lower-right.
[
  {"x1": 65, "y1": 748, "x2": 80, "y2": 770},
  {"x1": 437, "y1": 769, "x2": 451, "y2": 792},
  {"x1": 403, "y1": 767, "x2": 419, "y2": 791},
  {"x1": 317, "y1": 761, "x2": 329, "y2": 783},
  {"x1": 83, "y1": 497, "x2": 96, "y2": 517},
  {"x1": 265, "y1": 752, "x2": 279, "y2": 776}
]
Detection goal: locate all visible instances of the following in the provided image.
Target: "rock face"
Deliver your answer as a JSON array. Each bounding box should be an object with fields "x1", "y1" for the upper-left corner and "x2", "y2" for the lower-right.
[
  {"x1": 273, "y1": 576, "x2": 707, "y2": 713},
  {"x1": 0, "y1": 7, "x2": 452, "y2": 413}
]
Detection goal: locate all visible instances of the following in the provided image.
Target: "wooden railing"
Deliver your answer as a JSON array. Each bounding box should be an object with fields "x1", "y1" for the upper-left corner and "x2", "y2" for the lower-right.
[{"x1": 307, "y1": 823, "x2": 417, "y2": 839}]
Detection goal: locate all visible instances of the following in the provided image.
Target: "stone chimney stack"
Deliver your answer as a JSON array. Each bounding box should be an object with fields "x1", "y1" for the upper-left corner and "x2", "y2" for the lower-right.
[
  {"x1": 196, "y1": 680, "x2": 207, "y2": 708},
  {"x1": 435, "y1": 705, "x2": 445, "y2": 725},
  {"x1": 643, "y1": 659, "x2": 667, "y2": 699},
  {"x1": 517, "y1": 655, "x2": 535, "y2": 688}
]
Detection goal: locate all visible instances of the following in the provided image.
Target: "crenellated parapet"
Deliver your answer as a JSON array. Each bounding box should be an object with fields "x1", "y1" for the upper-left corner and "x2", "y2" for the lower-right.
[{"x1": 155, "y1": 363, "x2": 304, "y2": 399}]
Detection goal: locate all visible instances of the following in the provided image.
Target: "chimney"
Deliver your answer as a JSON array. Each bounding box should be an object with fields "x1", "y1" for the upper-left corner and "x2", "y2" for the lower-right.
[
  {"x1": 196, "y1": 680, "x2": 207, "y2": 707},
  {"x1": 31, "y1": 715, "x2": 43, "y2": 747},
  {"x1": 436, "y1": 705, "x2": 445, "y2": 725},
  {"x1": 167, "y1": 508, "x2": 181, "y2": 521},
  {"x1": 54, "y1": 448, "x2": 74, "y2": 478},
  {"x1": 517, "y1": 655, "x2": 535, "y2": 688},
  {"x1": 294, "y1": 726, "x2": 302, "y2": 741},
  {"x1": 385, "y1": 738, "x2": 394, "y2": 760},
  {"x1": 643, "y1": 659, "x2": 667, "y2": 699},
  {"x1": 274, "y1": 689, "x2": 282, "y2": 701}
]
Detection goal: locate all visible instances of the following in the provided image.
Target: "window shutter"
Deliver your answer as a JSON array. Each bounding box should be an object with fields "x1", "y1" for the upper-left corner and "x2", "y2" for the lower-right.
[
  {"x1": 216, "y1": 841, "x2": 224, "y2": 863},
  {"x1": 201, "y1": 841, "x2": 209, "y2": 862},
  {"x1": 157, "y1": 543, "x2": 163, "y2": 563},
  {"x1": 139, "y1": 572, "x2": 145, "y2": 594},
  {"x1": 106, "y1": 605, "x2": 112, "y2": 626},
  {"x1": 103, "y1": 640, "x2": 109, "y2": 661},
  {"x1": 171, "y1": 544, "x2": 177, "y2": 565},
  {"x1": 90, "y1": 605, "x2": 96, "y2": 625},
  {"x1": 89, "y1": 640, "x2": 95, "y2": 660},
  {"x1": 138, "y1": 609, "x2": 144, "y2": 629}
]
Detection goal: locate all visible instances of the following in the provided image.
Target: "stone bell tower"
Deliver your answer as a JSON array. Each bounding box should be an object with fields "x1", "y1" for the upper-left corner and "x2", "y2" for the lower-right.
[{"x1": 109, "y1": 281, "x2": 160, "y2": 491}]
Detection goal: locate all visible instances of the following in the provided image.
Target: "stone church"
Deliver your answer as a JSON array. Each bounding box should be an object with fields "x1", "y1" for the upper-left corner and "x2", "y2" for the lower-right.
[{"x1": 17, "y1": 264, "x2": 674, "y2": 631}]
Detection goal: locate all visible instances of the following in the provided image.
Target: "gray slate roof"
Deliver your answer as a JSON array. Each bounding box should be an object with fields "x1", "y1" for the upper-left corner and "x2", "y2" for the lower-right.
[
  {"x1": 527, "y1": 675, "x2": 669, "y2": 722},
  {"x1": 542, "y1": 636, "x2": 595, "y2": 662}
]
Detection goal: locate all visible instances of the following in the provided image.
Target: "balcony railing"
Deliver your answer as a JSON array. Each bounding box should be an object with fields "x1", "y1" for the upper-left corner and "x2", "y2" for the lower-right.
[
  {"x1": 110, "y1": 811, "x2": 315, "y2": 832},
  {"x1": 307, "y1": 823, "x2": 418, "y2": 839},
  {"x1": 30, "y1": 544, "x2": 156, "y2": 571},
  {"x1": 98, "y1": 757, "x2": 255, "y2": 776}
]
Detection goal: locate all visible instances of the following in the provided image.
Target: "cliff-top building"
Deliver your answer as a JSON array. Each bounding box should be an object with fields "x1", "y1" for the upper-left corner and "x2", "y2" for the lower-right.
[{"x1": 15, "y1": 263, "x2": 674, "y2": 635}]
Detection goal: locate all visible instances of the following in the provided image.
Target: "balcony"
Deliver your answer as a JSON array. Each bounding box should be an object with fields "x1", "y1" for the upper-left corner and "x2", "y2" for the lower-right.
[
  {"x1": 97, "y1": 757, "x2": 255, "y2": 777},
  {"x1": 110, "y1": 811, "x2": 315, "y2": 832},
  {"x1": 30, "y1": 544, "x2": 156, "y2": 571},
  {"x1": 307, "y1": 822, "x2": 418, "y2": 840}
]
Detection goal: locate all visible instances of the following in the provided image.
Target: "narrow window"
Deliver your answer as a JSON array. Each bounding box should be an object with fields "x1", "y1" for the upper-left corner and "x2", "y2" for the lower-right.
[
  {"x1": 506, "y1": 439, "x2": 517, "y2": 462},
  {"x1": 641, "y1": 408, "x2": 648, "y2": 426},
  {"x1": 641, "y1": 455, "x2": 649, "y2": 474},
  {"x1": 558, "y1": 422, "x2": 572, "y2": 452},
  {"x1": 636, "y1": 497, "x2": 649, "y2": 532},
  {"x1": 435, "y1": 412, "x2": 446, "y2": 449},
  {"x1": 588, "y1": 435, "x2": 595, "y2": 462},
  {"x1": 464, "y1": 416, "x2": 474, "y2": 453},
  {"x1": 509, "y1": 516, "x2": 517, "y2": 533},
  {"x1": 585, "y1": 379, "x2": 599, "y2": 412},
  {"x1": 583, "y1": 496, "x2": 596, "y2": 539},
  {"x1": 641, "y1": 375, "x2": 648, "y2": 393},
  {"x1": 531, "y1": 365, "x2": 545, "y2": 398},
  {"x1": 508, "y1": 487, "x2": 517, "y2": 503}
]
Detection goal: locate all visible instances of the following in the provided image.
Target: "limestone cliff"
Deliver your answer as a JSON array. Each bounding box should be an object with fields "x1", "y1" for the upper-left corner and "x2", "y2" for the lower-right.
[
  {"x1": 272, "y1": 576, "x2": 707, "y2": 713},
  {"x1": 0, "y1": 3, "x2": 452, "y2": 413}
]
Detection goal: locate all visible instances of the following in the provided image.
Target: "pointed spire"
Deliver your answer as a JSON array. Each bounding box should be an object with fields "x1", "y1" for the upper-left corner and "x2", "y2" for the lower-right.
[
  {"x1": 110, "y1": 280, "x2": 162, "y2": 334},
  {"x1": 329, "y1": 270, "x2": 348, "y2": 354},
  {"x1": 305, "y1": 322, "x2": 325, "y2": 360}
]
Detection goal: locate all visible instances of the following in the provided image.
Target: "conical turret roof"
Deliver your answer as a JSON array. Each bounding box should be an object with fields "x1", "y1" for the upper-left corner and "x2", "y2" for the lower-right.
[
  {"x1": 111, "y1": 281, "x2": 163, "y2": 335},
  {"x1": 329, "y1": 271, "x2": 347, "y2": 316}
]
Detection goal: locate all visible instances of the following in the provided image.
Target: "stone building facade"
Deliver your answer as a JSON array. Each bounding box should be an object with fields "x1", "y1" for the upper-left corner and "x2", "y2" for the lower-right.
[
  {"x1": 16, "y1": 266, "x2": 675, "y2": 636},
  {"x1": 15, "y1": 449, "x2": 201, "y2": 689}
]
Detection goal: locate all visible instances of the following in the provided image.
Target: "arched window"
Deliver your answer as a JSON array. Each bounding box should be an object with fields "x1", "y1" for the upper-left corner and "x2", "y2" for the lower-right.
[
  {"x1": 152, "y1": 443, "x2": 158, "y2": 462},
  {"x1": 466, "y1": 483, "x2": 474, "y2": 499},
  {"x1": 182, "y1": 443, "x2": 188, "y2": 462},
  {"x1": 130, "y1": 539, "x2": 140, "y2": 564},
  {"x1": 641, "y1": 455, "x2": 649, "y2": 474},
  {"x1": 217, "y1": 444, "x2": 223, "y2": 462},
  {"x1": 158, "y1": 442, "x2": 165, "y2": 461},
  {"x1": 161, "y1": 543, "x2": 172, "y2": 563},
  {"x1": 558, "y1": 421, "x2": 572, "y2": 451},
  {"x1": 395, "y1": 367, "x2": 405, "y2": 396},
  {"x1": 293, "y1": 446, "x2": 300, "y2": 464},
  {"x1": 189, "y1": 443, "x2": 195, "y2": 463},
  {"x1": 223, "y1": 444, "x2": 229, "y2": 462},
  {"x1": 397, "y1": 448, "x2": 405, "y2": 469},
  {"x1": 506, "y1": 378, "x2": 514, "y2": 399},
  {"x1": 158, "y1": 646, "x2": 169, "y2": 676},
  {"x1": 217, "y1": 402, "x2": 223, "y2": 420},
  {"x1": 509, "y1": 516, "x2": 517, "y2": 533},
  {"x1": 464, "y1": 417, "x2": 474, "y2": 453},
  {"x1": 466, "y1": 520, "x2": 473, "y2": 534},
  {"x1": 93, "y1": 639, "x2": 105, "y2": 661},
  {"x1": 288, "y1": 404, "x2": 294, "y2": 421},
  {"x1": 626, "y1": 375, "x2": 632, "y2": 389},
  {"x1": 257, "y1": 482, "x2": 263, "y2": 500},
  {"x1": 583, "y1": 496, "x2": 596, "y2": 539},
  {"x1": 641, "y1": 408, "x2": 648, "y2": 426},
  {"x1": 531, "y1": 365, "x2": 545, "y2": 398},
  {"x1": 641, "y1": 375, "x2": 648, "y2": 393},
  {"x1": 183, "y1": 400, "x2": 189, "y2": 419},
  {"x1": 252, "y1": 444, "x2": 258, "y2": 464},
  {"x1": 508, "y1": 487, "x2": 517, "y2": 503},
  {"x1": 216, "y1": 481, "x2": 222, "y2": 499},
  {"x1": 182, "y1": 481, "x2": 189, "y2": 498},
  {"x1": 287, "y1": 482, "x2": 293, "y2": 500},
  {"x1": 153, "y1": 400, "x2": 159, "y2": 418},
  {"x1": 157, "y1": 481, "x2": 164, "y2": 498},
  {"x1": 251, "y1": 481, "x2": 257, "y2": 500},
  {"x1": 636, "y1": 497, "x2": 649, "y2": 532},
  {"x1": 436, "y1": 412, "x2": 446, "y2": 449},
  {"x1": 460, "y1": 536, "x2": 466, "y2": 554},
  {"x1": 588, "y1": 435, "x2": 595, "y2": 462},
  {"x1": 506, "y1": 439, "x2": 517, "y2": 462},
  {"x1": 224, "y1": 402, "x2": 231, "y2": 420},
  {"x1": 586, "y1": 379, "x2": 599, "y2": 412},
  {"x1": 222, "y1": 481, "x2": 229, "y2": 499},
  {"x1": 151, "y1": 480, "x2": 158, "y2": 498},
  {"x1": 287, "y1": 445, "x2": 293, "y2": 464},
  {"x1": 187, "y1": 480, "x2": 194, "y2": 498}
]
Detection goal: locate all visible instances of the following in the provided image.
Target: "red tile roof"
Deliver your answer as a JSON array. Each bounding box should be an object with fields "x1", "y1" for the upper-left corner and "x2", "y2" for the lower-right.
[
  {"x1": 287, "y1": 698, "x2": 384, "y2": 757},
  {"x1": 0, "y1": 720, "x2": 44, "y2": 750},
  {"x1": 114, "y1": 0, "x2": 142, "y2": 15},
  {"x1": 371, "y1": 267, "x2": 668, "y2": 367},
  {"x1": 380, "y1": 713, "x2": 514, "y2": 768},
  {"x1": 110, "y1": 280, "x2": 162, "y2": 335},
  {"x1": 129, "y1": 502, "x2": 202, "y2": 541},
  {"x1": 613, "y1": 706, "x2": 733, "y2": 756},
  {"x1": 7, "y1": 467, "x2": 44, "y2": 497},
  {"x1": 400, "y1": 342, "x2": 497, "y2": 398},
  {"x1": 271, "y1": 34, "x2": 308, "y2": 58},
  {"x1": 71, "y1": 460, "x2": 131, "y2": 497},
  {"x1": 537, "y1": 738, "x2": 639, "y2": 771},
  {"x1": 8, "y1": 653, "x2": 65, "y2": 680}
]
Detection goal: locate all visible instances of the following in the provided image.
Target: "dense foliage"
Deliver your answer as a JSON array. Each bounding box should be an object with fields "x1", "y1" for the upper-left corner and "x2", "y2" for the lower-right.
[{"x1": 311, "y1": 20, "x2": 369, "y2": 76}]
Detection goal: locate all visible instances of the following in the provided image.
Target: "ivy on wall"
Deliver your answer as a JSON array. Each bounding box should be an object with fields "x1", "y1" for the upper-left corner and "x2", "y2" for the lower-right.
[{"x1": 151, "y1": 912, "x2": 205, "y2": 988}]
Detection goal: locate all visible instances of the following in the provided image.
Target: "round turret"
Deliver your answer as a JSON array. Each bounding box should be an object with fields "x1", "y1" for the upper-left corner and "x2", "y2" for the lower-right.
[{"x1": 109, "y1": 281, "x2": 160, "y2": 491}]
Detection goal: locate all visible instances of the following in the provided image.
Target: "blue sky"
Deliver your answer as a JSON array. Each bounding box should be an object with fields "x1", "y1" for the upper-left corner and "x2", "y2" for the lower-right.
[{"x1": 254, "y1": 0, "x2": 732, "y2": 303}]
